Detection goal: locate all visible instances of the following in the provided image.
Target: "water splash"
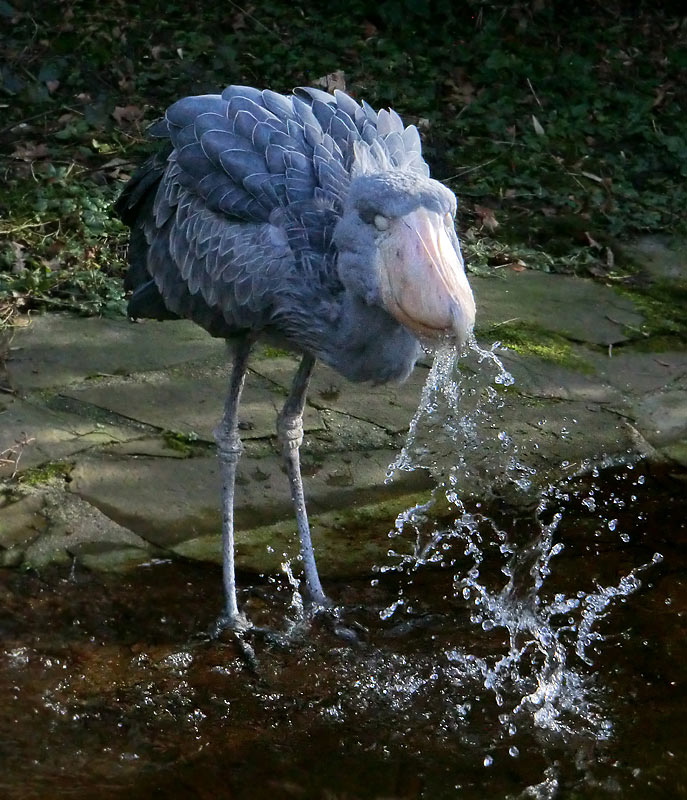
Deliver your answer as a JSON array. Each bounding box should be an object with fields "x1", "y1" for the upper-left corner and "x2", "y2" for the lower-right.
[
  {"x1": 387, "y1": 335, "x2": 514, "y2": 481},
  {"x1": 380, "y1": 337, "x2": 663, "y2": 743}
]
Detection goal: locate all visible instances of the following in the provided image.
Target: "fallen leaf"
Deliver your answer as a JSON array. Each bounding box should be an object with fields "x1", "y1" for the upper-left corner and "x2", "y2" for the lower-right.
[
  {"x1": 46, "y1": 79, "x2": 60, "y2": 94},
  {"x1": 112, "y1": 104, "x2": 145, "y2": 127},
  {"x1": 313, "y1": 70, "x2": 346, "y2": 92},
  {"x1": 474, "y1": 204, "x2": 500, "y2": 232},
  {"x1": 584, "y1": 231, "x2": 602, "y2": 249},
  {"x1": 532, "y1": 114, "x2": 545, "y2": 136},
  {"x1": 581, "y1": 170, "x2": 603, "y2": 183},
  {"x1": 12, "y1": 142, "x2": 49, "y2": 160}
]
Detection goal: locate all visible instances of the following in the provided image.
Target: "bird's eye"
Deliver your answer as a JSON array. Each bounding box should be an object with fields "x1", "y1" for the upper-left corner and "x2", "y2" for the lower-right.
[{"x1": 374, "y1": 214, "x2": 390, "y2": 231}]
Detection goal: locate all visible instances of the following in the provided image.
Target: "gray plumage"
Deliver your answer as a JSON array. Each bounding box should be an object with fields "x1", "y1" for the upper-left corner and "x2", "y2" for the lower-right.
[
  {"x1": 116, "y1": 85, "x2": 475, "y2": 628},
  {"x1": 116, "y1": 84, "x2": 460, "y2": 382}
]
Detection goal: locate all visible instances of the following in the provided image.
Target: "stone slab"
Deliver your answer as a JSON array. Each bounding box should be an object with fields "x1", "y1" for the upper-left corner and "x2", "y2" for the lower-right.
[
  {"x1": 173, "y1": 491, "x2": 430, "y2": 578},
  {"x1": 499, "y1": 351, "x2": 623, "y2": 404},
  {"x1": 6, "y1": 314, "x2": 225, "y2": 391},
  {"x1": 67, "y1": 449, "x2": 434, "y2": 552},
  {"x1": 0, "y1": 397, "x2": 141, "y2": 478},
  {"x1": 586, "y1": 349, "x2": 687, "y2": 396},
  {"x1": 21, "y1": 491, "x2": 153, "y2": 570},
  {"x1": 251, "y1": 354, "x2": 430, "y2": 433},
  {"x1": 61, "y1": 363, "x2": 324, "y2": 442},
  {"x1": 632, "y1": 384, "x2": 687, "y2": 448},
  {"x1": 471, "y1": 271, "x2": 645, "y2": 345},
  {"x1": 623, "y1": 235, "x2": 687, "y2": 282}
]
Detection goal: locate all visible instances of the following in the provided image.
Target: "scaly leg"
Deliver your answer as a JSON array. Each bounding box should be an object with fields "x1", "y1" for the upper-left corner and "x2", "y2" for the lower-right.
[
  {"x1": 214, "y1": 336, "x2": 252, "y2": 631},
  {"x1": 277, "y1": 354, "x2": 328, "y2": 607}
]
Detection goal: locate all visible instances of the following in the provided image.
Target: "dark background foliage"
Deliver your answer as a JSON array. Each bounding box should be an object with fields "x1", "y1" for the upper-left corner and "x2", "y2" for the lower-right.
[{"x1": 1, "y1": 0, "x2": 685, "y2": 316}]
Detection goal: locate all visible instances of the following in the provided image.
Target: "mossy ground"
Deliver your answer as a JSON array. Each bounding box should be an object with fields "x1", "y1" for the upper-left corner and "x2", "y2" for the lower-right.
[
  {"x1": 476, "y1": 320, "x2": 595, "y2": 372},
  {"x1": 1, "y1": 1, "x2": 686, "y2": 333}
]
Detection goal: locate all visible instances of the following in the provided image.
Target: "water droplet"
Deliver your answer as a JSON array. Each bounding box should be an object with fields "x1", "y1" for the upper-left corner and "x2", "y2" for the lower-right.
[
  {"x1": 483, "y1": 755, "x2": 494, "y2": 767},
  {"x1": 509, "y1": 746, "x2": 519, "y2": 758}
]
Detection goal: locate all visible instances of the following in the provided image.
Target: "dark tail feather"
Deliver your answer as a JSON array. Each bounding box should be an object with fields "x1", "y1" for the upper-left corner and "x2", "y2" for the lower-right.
[
  {"x1": 115, "y1": 143, "x2": 179, "y2": 321},
  {"x1": 114, "y1": 144, "x2": 171, "y2": 226},
  {"x1": 128, "y1": 278, "x2": 179, "y2": 321}
]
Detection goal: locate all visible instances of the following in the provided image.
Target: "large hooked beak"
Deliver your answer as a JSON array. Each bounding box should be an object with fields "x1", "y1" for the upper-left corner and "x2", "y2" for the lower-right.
[{"x1": 377, "y1": 208, "x2": 476, "y2": 346}]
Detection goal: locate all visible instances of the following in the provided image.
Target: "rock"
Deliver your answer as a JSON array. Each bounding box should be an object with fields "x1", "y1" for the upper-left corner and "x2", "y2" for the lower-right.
[
  {"x1": 60, "y1": 362, "x2": 323, "y2": 442},
  {"x1": 5, "y1": 314, "x2": 224, "y2": 391},
  {"x1": 67, "y1": 450, "x2": 433, "y2": 555},
  {"x1": 472, "y1": 271, "x2": 645, "y2": 345},
  {"x1": 0, "y1": 493, "x2": 47, "y2": 566},
  {"x1": 623, "y1": 235, "x2": 687, "y2": 282},
  {"x1": 251, "y1": 354, "x2": 430, "y2": 433},
  {"x1": 0, "y1": 397, "x2": 140, "y2": 478},
  {"x1": 22, "y1": 491, "x2": 153, "y2": 570},
  {"x1": 173, "y1": 491, "x2": 430, "y2": 577}
]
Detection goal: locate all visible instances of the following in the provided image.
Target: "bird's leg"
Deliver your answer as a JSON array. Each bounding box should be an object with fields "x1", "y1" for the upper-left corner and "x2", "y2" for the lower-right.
[
  {"x1": 277, "y1": 354, "x2": 328, "y2": 608},
  {"x1": 213, "y1": 337, "x2": 252, "y2": 632}
]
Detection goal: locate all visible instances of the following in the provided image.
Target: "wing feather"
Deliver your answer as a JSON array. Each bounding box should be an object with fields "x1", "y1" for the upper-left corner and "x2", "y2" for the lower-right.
[{"x1": 130, "y1": 84, "x2": 432, "y2": 336}]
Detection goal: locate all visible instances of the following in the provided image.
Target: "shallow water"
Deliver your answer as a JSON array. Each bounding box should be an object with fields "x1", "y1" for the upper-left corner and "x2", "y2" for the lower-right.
[
  {"x1": 0, "y1": 460, "x2": 685, "y2": 800},
  {"x1": 3, "y1": 345, "x2": 686, "y2": 798}
]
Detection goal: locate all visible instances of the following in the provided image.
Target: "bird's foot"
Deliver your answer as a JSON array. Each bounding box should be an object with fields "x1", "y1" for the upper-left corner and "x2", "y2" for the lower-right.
[
  {"x1": 308, "y1": 600, "x2": 366, "y2": 646},
  {"x1": 210, "y1": 609, "x2": 253, "y2": 638}
]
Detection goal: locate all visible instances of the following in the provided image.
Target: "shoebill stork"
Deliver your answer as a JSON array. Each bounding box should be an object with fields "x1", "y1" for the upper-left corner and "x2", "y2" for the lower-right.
[{"x1": 115, "y1": 84, "x2": 476, "y2": 630}]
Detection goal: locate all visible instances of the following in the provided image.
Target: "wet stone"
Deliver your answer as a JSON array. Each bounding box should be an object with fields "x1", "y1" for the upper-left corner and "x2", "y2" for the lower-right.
[
  {"x1": 67, "y1": 449, "x2": 433, "y2": 574},
  {"x1": 21, "y1": 491, "x2": 153, "y2": 570},
  {"x1": 472, "y1": 271, "x2": 645, "y2": 345},
  {"x1": 0, "y1": 493, "x2": 47, "y2": 566}
]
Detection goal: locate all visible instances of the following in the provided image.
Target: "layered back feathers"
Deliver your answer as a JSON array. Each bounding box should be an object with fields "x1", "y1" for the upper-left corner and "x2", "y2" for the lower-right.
[{"x1": 149, "y1": 84, "x2": 429, "y2": 225}]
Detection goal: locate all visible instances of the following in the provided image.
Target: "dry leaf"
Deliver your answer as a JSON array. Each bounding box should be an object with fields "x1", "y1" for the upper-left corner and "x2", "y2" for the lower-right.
[
  {"x1": 585, "y1": 231, "x2": 602, "y2": 249},
  {"x1": 112, "y1": 105, "x2": 145, "y2": 127},
  {"x1": 532, "y1": 115, "x2": 545, "y2": 136},
  {"x1": 313, "y1": 70, "x2": 346, "y2": 93},
  {"x1": 12, "y1": 142, "x2": 49, "y2": 160},
  {"x1": 581, "y1": 171, "x2": 603, "y2": 183},
  {"x1": 474, "y1": 204, "x2": 500, "y2": 232},
  {"x1": 46, "y1": 79, "x2": 60, "y2": 94}
]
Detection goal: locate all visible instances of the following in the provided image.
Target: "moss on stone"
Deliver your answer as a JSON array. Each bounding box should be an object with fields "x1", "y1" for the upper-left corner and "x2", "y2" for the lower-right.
[
  {"x1": 618, "y1": 281, "x2": 687, "y2": 342},
  {"x1": 161, "y1": 429, "x2": 199, "y2": 456},
  {"x1": 476, "y1": 321, "x2": 594, "y2": 373},
  {"x1": 19, "y1": 461, "x2": 73, "y2": 487}
]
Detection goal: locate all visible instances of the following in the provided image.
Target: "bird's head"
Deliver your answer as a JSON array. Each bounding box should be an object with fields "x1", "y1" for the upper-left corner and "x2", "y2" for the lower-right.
[{"x1": 333, "y1": 170, "x2": 475, "y2": 349}]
